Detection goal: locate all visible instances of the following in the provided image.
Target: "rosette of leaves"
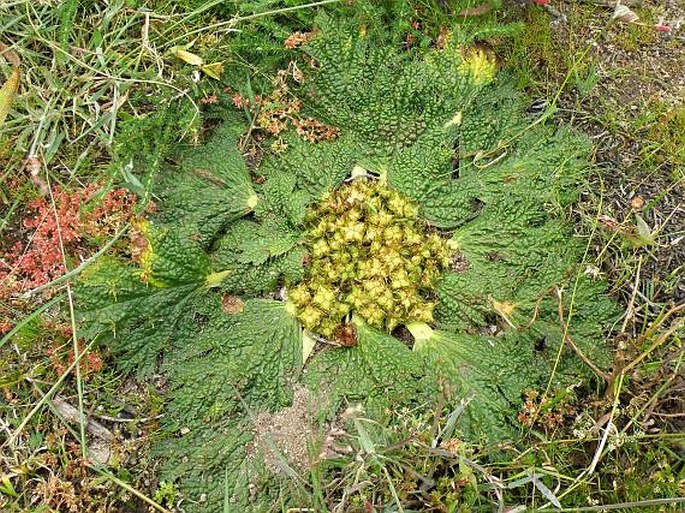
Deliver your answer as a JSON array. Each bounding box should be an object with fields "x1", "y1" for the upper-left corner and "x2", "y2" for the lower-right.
[{"x1": 77, "y1": 22, "x2": 617, "y2": 511}]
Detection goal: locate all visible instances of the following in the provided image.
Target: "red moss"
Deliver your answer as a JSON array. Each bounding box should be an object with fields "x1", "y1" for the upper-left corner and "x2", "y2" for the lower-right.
[
  {"x1": 0, "y1": 185, "x2": 137, "y2": 304},
  {"x1": 47, "y1": 339, "x2": 104, "y2": 381}
]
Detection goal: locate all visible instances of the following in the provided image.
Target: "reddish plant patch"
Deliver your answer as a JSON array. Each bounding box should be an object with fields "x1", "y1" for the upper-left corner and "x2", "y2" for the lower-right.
[
  {"x1": 47, "y1": 337, "x2": 104, "y2": 380},
  {"x1": 0, "y1": 185, "x2": 137, "y2": 309},
  {"x1": 230, "y1": 68, "x2": 340, "y2": 144}
]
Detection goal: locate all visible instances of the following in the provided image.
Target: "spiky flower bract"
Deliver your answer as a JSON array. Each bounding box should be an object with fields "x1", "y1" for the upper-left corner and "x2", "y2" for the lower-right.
[{"x1": 77, "y1": 19, "x2": 618, "y2": 510}]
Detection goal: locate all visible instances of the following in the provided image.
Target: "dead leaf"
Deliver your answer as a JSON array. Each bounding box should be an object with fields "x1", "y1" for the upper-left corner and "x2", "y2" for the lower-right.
[
  {"x1": 221, "y1": 295, "x2": 245, "y2": 314},
  {"x1": 598, "y1": 214, "x2": 621, "y2": 232},
  {"x1": 200, "y1": 62, "x2": 223, "y2": 80},
  {"x1": 630, "y1": 195, "x2": 645, "y2": 210},
  {"x1": 26, "y1": 155, "x2": 49, "y2": 195},
  {"x1": 633, "y1": 213, "x2": 655, "y2": 246},
  {"x1": 613, "y1": 4, "x2": 639, "y2": 23},
  {"x1": 492, "y1": 299, "x2": 517, "y2": 328},
  {"x1": 172, "y1": 47, "x2": 203, "y2": 66},
  {"x1": 0, "y1": 42, "x2": 21, "y2": 67}
]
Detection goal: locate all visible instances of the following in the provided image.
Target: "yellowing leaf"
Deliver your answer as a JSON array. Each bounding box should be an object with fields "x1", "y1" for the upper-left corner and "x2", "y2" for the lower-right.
[
  {"x1": 458, "y1": 46, "x2": 497, "y2": 85},
  {"x1": 302, "y1": 331, "x2": 316, "y2": 365},
  {"x1": 172, "y1": 47, "x2": 204, "y2": 66},
  {"x1": 200, "y1": 62, "x2": 223, "y2": 80},
  {"x1": 491, "y1": 299, "x2": 517, "y2": 328},
  {"x1": 633, "y1": 213, "x2": 655, "y2": 247},
  {"x1": 0, "y1": 67, "x2": 20, "y2": 127},
  {"x1": 443, "y1": 111, "x2": 463, "y2": 129}
]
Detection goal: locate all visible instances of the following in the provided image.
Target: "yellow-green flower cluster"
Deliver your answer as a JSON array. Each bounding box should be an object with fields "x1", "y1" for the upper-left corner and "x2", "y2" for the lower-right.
[{"x1": 289, "y1": 178, "x2": 452, "y2": 338}]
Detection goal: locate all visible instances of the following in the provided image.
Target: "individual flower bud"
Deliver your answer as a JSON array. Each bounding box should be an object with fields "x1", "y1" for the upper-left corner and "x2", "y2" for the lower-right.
[
  {"x1": 370, "y1": 239, "x2": 384, "y2": 254},
  {"x1": 377, "y1": 187, "x2": 393, "y2": 200},
  {"x1": 348, "y1": 208, "x2": 363, "y2": 221},
  {"x1": 363, "y1": 279, "x2": 384, "y2": 296},
  {"x1": 367, "y1": 196, "x2": 383, "y2": 212},
  {"x1": 370, "y1": 211, "x2": 392, "y2": 227},
  {"x1": 343, "y1": 222, "x2": 365, "y2": 242},
  {"x1": 402, "y1": 203, "x2": 419, "y2": 219},
  {"x1": 345, "y1": 188, "x2": 365, "y2": 206},
  {"x1": 411, "y1": 304, "x2": 434, "y2": 323},
  {"x1": 390, "y1": 269, "x2": 410, "y2": 290},
  {"x1": 313, "y1": 285, "x2": 336, "y2": 311},
  {"x1": 400, "y1": 294, "x2": 414, "y2": 311},
  {"x1": 383, "y1": 225, "x2": 403, "y2": 244},
  {"x1": 386, "y1": 317, "x2": 400, "y2": 331},
  {"x1": 440, "y1": 254, "x2": 452, "y2": 268},
  {"x1": 334, "y1": 302, "x2": 351, "y2": 317},
  {"x1": 365, "y1": 305, "x2": 384, "y2": 327},
  {"x1": 378, "y1": 288, "x2": 394, "y2": 310},
  {"x1": 345, "y1": 287, "x2": 360, "y2": 305},
  {"x1": 329, "y1": 237, "x2": 343, "y2": 251},
  {"x1": 427, "y1": 233, "x2": 444, "y2": 252},
  {"x1": 388, "y1": 196, "x2": 407, "y2": 215},
  {"x1": 364, "y1": 226, "x2": 379, "y2": 243},
  {"x1": 310, "y1": 220, "x2": 328, "y2": 238},
  {"x1": 383, "y1": 250, "x2": 404, "y2": 271},
  {"x1": 332, "y1": 250, "x2": 350, "y2": 265},
  {"x1": 410, "y1": 254, "x2": 423, "y2": 266},
  {"x1": 325, "y1": 266, "x2": 338, "y2": 281},
  {"x1": 312, "y1": 239, "x2": 330, "y2": 257},
  {"x1": 421, "y1": 268, "x2": 437, "y2": 287},
  {"x1": 404, "y1": 228, "x2": 423, "y2": 246},
  {"x1": 369, "y1": 258, "x2": 384, "y2": 277},
  {"x1": 299, "y1": 305, "x2": 323, "y2": 330},
  {"x1": 319, "y1": 320, "x2": 337, "y2": 338},
  {"x1": 288, "y1": 284, "x2": 311, "y2": 305}
]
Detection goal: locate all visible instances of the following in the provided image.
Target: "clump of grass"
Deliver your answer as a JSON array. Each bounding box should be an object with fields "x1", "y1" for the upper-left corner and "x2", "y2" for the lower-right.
[
  {"x1": 637, "y1": 102, "x2": 685, "y2": 179},
  {"x1": 0, "y1": 1, "x2": 238, "y2": 509}
]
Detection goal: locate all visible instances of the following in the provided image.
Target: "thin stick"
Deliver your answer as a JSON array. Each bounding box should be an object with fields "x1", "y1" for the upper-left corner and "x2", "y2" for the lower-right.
[{"x1": 620, "y1": 255, "x2": 641, "y2": 333}]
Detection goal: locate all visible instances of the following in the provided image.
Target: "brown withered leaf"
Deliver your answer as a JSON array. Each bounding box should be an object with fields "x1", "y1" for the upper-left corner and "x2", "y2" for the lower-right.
[{"x1": 221, "y1": 295, "x2": 245, "y2": 314}]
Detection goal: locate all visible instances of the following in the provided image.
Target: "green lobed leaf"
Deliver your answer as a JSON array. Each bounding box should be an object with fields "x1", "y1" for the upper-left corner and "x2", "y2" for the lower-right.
[
  {"x1": 156, "y1": 122, "x2": 258, "y2": 247},
  {"x1": 305, "y1": 316, "x2": 435, "y2": 421},
  {"x1": 157, "y1": 299, "x2": 302, "y2": 508}
]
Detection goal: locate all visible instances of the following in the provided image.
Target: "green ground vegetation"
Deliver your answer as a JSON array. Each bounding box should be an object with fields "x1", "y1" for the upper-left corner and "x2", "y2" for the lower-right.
[{"x1": 0, "y1": 1, "x2": 683, "y2": 512}]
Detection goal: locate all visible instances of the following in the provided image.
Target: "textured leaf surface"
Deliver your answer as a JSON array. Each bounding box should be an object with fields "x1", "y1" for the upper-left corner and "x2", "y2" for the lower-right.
[
  {"x1": 77, "y1": 257, "x2": 212, "y2": 375},
  {"x1": 157, "y1": 122, "x2": 257, "y2": 246},
  {"x1": 305, "y1": 317, "x2": 435, "y2": 420},
  {"x1": 76, "y1": 19, "x2": 620, "y2": 511},
  {"x1": 213, "y1": 218, "x2": 305, "y2": 296},
  {"x1": 412, "y1": 326, "x2": 542, "y2": 441},
  {"x1": 157, "y1": 300, "x2": 302, "y2": 508}
]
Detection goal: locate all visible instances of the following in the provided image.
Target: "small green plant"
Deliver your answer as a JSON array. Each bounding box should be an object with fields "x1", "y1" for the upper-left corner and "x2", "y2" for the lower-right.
[{"x1": 153, "y1": 480, "x2": 179, "y2": 507}]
